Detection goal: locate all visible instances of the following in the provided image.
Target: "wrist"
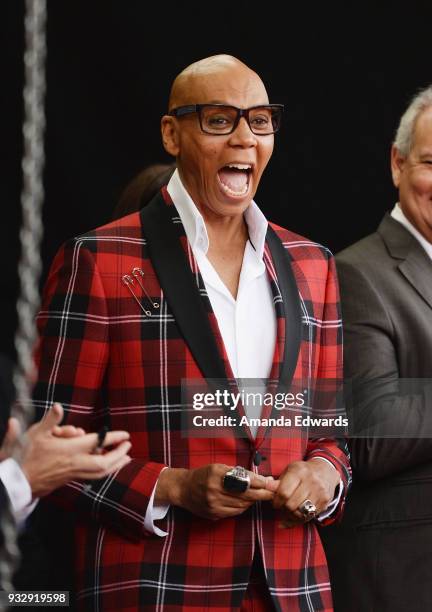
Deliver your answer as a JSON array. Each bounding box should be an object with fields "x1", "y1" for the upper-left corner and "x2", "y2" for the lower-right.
[
  {"x1": 308, "y1": 457, "x2": 340, "y2": 490},
  {"x1": 155, "y1": 467, "x2": 188, "y2": 507}
]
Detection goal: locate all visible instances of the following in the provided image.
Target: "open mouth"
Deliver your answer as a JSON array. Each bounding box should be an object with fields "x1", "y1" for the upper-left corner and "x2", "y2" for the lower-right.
[{"x1": 217, "y1": 163, "x2": 253, "y2": 197}]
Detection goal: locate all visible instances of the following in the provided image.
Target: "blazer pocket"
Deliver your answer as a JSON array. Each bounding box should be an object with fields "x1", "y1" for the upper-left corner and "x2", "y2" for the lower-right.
[{"x1": 357, "y1": 515, "x2": 432, "y2": 531}]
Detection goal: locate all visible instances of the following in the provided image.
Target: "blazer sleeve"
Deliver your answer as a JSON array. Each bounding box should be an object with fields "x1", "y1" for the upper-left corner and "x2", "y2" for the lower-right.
[
  {"x1": 304, "y1": 253, "x2": 351, "y2": 524},
  {"x1": 33, "y1": 240, "x2": 167, "y2": 542},
  {"x1": 336, "y1": 257, "x2": 432, "y2": 481}
]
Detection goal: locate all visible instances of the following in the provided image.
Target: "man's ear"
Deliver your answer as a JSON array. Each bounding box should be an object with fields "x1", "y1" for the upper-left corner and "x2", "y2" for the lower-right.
[
  {"x1": 161, "y1": 116, "x2": 180, "y2": 156},
  {"x1": 390, "y1": 144, "x2": 405, "y2": 188}
]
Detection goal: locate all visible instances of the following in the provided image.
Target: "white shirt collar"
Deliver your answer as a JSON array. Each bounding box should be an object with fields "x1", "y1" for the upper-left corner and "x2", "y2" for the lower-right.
[
  {"x1": 166, "y1": 169, "x2": 268, "y2": 259},
  {"x1": 390, "y1": 203, "x2": 432, "y2": 261}
]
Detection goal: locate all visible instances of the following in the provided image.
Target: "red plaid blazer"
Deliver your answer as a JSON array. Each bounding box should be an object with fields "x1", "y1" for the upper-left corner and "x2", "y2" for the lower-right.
[{"x1": 34, "y1": 189, "x2": 351, "y2": 611}]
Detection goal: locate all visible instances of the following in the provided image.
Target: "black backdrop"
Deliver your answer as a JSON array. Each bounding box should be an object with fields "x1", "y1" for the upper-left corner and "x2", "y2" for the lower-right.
[{"x1": 3, "y1": 0, "x2": 432, "y2": 359}]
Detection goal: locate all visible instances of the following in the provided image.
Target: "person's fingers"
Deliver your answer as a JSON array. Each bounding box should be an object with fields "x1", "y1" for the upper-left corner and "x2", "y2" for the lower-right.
[
  {"x1": 53, "y1": 426, "x2": 128, "y2": 444},
  {"x1": 283, "y1": 484, "x2": 315, "y2": 517},
  {"x1": 289, "y1": 485, "x2": 329, "y2": 517},
  {"x1": 51, "y1": 402, "x2": 64, "y2": 421},
  {"x1": 40, "y1": 403, "x2": 64, "y2": 430},
  {"x1": 52, "y1": 425, "x2": 84, "y2": 438},
  {"x1": 240, "y1": 487, "x2": 275, "y2": 502},
  {"x1": 209, "y1": 464, "x2": 232, "y2": 483},
  {"x1": 74, "y1": 440, "x2": 132, "y2": 475},
  {"x1": 193, "y1": 494, "x2": 253, "y2": 519},
  {"x1": 89, "y1": 454, "x2": 132, "y2": 479},
  {"x1": 264, "y1": 477, "x2": 279, "y2": 493},
  {"x1": 220, "y1": 484, "x2": 275, "y2": 504},
  {"x1": 65, "y1": 430, "x2": 130, "y2": 454},
  {"x1": 213, "y1": 508, "x2": 248, "y2": 519},
  {"x1": 66, "y1": 432, "x2": 99, "y2": 453},
  {"x1": 273, "y1": 471, "x2": 301, "y2": 509},
  {"x1": 219, "y1": 495, "x2": 253, "y2": 509},
  {"x1": 102, "y1": 431, "x2": 130, "y2": 448},
  {"x1": 97, "y1": 441, "x2": 132, "y2": 471},
  {"x1": 219, "y1": 468, "x2": 275, "y2": 493},
  {"x1": 248, "y1": 471, "x2": 272, "y2": 489},
  {"x1": 248, "y1": 472, "x2": 278, "y2": 490},
  {"x1": 106, "y1": 454, "x2": 132, "y2": 474}
]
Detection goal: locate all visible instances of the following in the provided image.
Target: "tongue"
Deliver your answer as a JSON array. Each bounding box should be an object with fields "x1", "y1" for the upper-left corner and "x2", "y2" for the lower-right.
[{"x1": 218, "y1": 168, "x2": 248, "y2": 192}]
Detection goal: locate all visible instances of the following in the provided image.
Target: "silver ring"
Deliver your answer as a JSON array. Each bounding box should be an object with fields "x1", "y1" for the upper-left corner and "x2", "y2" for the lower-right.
[
  {"x1": 222, "y1": 466, "x2": 251, "y2": 493},
  {"x1": 298, "y1": 499, "x2": 317, "y2": 519}
]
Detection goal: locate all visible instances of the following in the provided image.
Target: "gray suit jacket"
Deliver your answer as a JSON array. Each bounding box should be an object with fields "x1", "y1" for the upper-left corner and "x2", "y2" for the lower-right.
[
  {"x1": 339, "y1": 213, "x2": 432, "y2": 480},
  {"x1": 321, "y1": 213, "x2": 432, "y2": 612}
]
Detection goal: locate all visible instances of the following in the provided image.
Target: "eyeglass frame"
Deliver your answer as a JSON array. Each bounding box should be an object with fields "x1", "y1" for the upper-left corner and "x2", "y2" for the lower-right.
[{"x1": 167, "y1": 103, "x2": 284, "y2": 135}]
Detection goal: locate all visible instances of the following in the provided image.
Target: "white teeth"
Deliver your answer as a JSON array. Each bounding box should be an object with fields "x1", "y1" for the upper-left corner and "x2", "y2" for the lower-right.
[
  {"x1": 219, "y1": 181, "x2": 248, "y2": 196},
  {"x1": 227, "y1": 163, "x2": 251, "y2": 170}
]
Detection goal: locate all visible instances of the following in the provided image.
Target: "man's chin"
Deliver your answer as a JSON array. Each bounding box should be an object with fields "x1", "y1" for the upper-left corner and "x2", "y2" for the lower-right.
[
  {"x1": 197, "y1": 198, "x2": 249, "y2": 220},
  {"x1": 216, "y1": 195, "x2": 253, "y2": 215}
]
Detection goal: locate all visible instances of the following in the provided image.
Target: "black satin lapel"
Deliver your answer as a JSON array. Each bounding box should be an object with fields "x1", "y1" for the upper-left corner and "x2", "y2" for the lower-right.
[
  {"x1": 266, "y1": 227, "x2": 302, "y2": 392},
  {"x1": 140, "y1": 193, "x2": 226, "y2": 380}
]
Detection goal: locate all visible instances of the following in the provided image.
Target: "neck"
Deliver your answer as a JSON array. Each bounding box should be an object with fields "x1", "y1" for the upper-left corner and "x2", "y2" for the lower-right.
[{"x1": 203, "y1": 210, "x2": 249, "y2": 249}]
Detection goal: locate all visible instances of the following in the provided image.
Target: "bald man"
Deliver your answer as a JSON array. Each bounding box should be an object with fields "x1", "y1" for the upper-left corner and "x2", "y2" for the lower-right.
[{"x1": 34, "y1": 56, "x2": 350, "y2": 611}]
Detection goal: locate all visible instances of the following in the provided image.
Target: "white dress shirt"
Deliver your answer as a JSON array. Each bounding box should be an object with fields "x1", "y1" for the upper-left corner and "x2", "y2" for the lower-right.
[
  {"x1": 391, "y1": 203, "x2": 432, "y2": 261},
  {"x1": 143, "y1": 170, "x2": 341, "y2": 535},
  {"x1": 168, "y1": 170, "x2": 277, "y2": 379},
  {"x1": 0, "y1": 458, "x2": 36, "y2": 525}
]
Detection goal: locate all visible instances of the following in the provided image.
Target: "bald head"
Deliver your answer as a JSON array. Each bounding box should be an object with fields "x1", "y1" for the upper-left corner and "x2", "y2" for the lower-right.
[
  {"x1": 161, "y1": 54, "x2": 275, "y2": 220},
  {"x1": 168, "y1": 55, "x2": 268, "y2": 110}
]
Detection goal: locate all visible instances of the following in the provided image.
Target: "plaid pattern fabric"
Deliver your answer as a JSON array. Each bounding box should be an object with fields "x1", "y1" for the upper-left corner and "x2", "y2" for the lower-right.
[
  {"x1": 239, "y1": 553, "x2": 274, "y2": 611},
  {"x1": 33, "y1": 189, "x2": 350, "y2": 611}
]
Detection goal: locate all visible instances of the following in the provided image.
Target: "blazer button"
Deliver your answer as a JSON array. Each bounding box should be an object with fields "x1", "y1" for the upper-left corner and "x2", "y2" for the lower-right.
[{"x1": 253, "y1": 451, "x2": 266, "y2": 466}]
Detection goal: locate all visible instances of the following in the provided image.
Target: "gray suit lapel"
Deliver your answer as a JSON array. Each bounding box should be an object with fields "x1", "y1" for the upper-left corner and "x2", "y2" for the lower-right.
[
  {"x1": 378, "y1": 213, "x2": 432, "y2": 310},
  {"x1": 399, "y1": 252, "x2": 432, "y2": 311}
]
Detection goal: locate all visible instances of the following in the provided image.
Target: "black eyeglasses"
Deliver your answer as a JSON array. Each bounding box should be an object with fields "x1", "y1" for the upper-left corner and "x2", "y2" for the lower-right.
[{"x1": 168, "y1": 103, "x2": 284, "y2": 135}]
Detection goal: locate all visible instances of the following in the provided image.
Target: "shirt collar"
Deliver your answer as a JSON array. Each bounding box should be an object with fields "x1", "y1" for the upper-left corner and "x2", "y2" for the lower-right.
[
  {"x1": 166, "y1": 169, "x2": 268, "y2": 259},
  {"x1": 391, "y1": 203, "x2": 432, "y2": 261}
]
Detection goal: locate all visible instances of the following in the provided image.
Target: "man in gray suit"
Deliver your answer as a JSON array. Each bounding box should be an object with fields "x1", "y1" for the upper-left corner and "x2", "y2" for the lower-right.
[{"x1": 321, "y1": 86, "x2": 432, "y2": 611}]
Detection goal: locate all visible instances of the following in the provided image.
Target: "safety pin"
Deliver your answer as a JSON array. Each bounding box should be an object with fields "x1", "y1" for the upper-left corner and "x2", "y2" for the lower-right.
[
  {"x1": 122, "y1": 274, "x2": 152, "y2": 316},
  {"x1": 132, "y1": 267, "x2": 160, "y2": 309}
]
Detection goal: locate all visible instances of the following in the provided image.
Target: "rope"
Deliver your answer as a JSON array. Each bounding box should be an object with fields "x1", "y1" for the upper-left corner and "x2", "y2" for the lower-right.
[{"x1": 0, "y1": 0, "x2": 47, "y2": 600}]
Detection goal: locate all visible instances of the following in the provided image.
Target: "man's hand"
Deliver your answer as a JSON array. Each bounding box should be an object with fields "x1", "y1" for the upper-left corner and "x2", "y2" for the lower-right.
[
  {"x1": 0, "y1": 406, "x2": 88, "y2": 462},
  {"x1": 155, "y1": 464, "x2": 275, "y2": 521},
  {"x1": 267, "y1": 459, "x2": 340, "y2": 527},
  {"x1": 52, "y1": 422, "x2": 86, "y2": 438},
  {"x1": 15, "y1": 403, "x2": 132, "y2": 498}
]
